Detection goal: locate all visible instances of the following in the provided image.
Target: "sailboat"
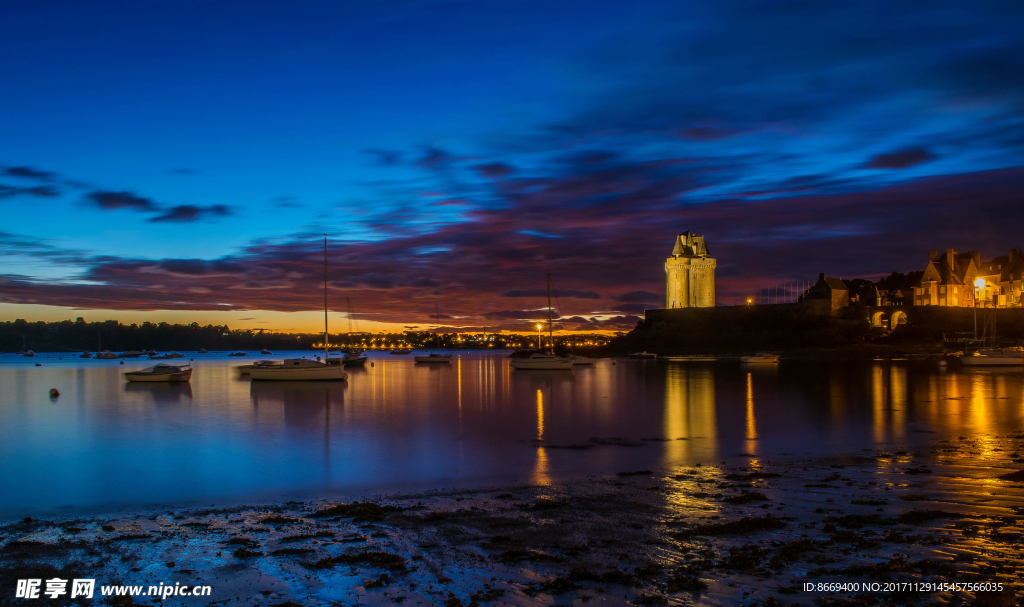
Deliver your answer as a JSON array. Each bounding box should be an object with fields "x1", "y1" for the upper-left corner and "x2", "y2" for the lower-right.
[
  {"x1": 250, "y1": 236, "x2": 349, "y2": 381},
  {"x1": 958, "y1": 308, "x2": 1024, "y2": 366},
  {"x1": 510, "y1": 274, "x2": 573, "y2": 370},
  {"x1": 415, "y1": 304, "x2": 452, "y2": 363}
]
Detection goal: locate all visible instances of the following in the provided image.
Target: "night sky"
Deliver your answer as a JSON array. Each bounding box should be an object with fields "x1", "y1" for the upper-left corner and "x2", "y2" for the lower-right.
[{"x1": 3, "y1": 0, "x2": 1024, "y2": 332}]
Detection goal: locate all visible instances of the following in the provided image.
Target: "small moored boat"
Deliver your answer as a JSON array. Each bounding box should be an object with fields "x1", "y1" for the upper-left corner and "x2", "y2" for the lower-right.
[
  {"x1": 740, "y1": 353, "x2": 780, "y2": 364},
  {"x1": 509, "y1": 275, "x2": 572, "y2": 371},
  {"x1": 125, "y1": 363, "x2": 192, "y2": 383},
  {"x1": 249, "y1": 358, "x2": 348, "y2": 381},
  {"x1": 510, "y1": 352, "x2": 574, "y2": 370},
  {"x1": 960, "y1": 348, "x2": 1024, "y2": 366},
  {"x1": 341, "y1": 351, "x2": 368, "y2": 367},
  {"x1": 628, "y1": 351, "x2": 657, "y2": 360},
  {"x1": 414, "y1": 353, "x2": 453, "y2": 364}
]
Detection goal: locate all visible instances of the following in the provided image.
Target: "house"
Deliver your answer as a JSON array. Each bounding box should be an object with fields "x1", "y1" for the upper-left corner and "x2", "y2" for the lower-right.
[
  {"x1": 805, "y1": 273, "x2": 849, "y2": 312},
  {"x1": 975, "y1": 250, "x2": 1024, "y2": 307},
  {"x1": 913, "y1": 249, "x2": 978, "y2": 307},
  {"x1": 914, "y1": 248, "x2": 1024, "y2": 308}
]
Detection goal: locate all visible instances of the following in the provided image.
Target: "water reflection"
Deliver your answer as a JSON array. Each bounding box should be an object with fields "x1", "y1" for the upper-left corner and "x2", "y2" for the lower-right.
[
  {"x1": 3, "y1": 352, "x2": 1024, "y2": 516},
  {"x1": 662, "y1": 364, "x2": 717, "y2": 466},
  {"x1": 123, "y1": 382, "x2": 193, "y2": 404}
]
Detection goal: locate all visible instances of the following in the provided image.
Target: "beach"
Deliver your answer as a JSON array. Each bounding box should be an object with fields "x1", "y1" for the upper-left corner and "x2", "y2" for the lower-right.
[{"x1": 3, "y1": 431, "x2": 1022, "y2": 607}]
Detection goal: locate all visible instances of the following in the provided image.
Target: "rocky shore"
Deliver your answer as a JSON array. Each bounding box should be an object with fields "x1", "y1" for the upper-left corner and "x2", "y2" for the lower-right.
[{"x1": 2, "y1": 433, "x2": 1023, "y2": 607}]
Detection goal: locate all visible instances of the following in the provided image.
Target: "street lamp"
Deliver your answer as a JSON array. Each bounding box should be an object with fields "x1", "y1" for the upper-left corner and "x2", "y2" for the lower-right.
[
  {"x1": 536, "y1": 323, "x2": 543, "y2": 350},
  {"x1": 973, "y1": 277, "x2": 985, "y2": 339}
]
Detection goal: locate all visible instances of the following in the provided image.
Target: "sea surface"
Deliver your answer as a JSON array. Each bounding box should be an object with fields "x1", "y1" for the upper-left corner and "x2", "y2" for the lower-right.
[{"x1": 1, "y1": 350, "x2": 1022, "y2": 518}]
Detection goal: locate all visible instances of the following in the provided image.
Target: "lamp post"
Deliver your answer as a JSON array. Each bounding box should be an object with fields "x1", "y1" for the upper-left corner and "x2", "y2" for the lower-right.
[
  {"x1": 536, "y1": 323, "x2": 543, "y2": 350},
  {"x1": 973, "y1": 277, "x2": 985, "y2": 340}
]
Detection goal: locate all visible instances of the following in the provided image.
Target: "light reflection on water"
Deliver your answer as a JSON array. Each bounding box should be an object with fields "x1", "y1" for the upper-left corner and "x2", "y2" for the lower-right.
[{"x1": 1, "y1": 352, "x2": 1023, "y2": 517}]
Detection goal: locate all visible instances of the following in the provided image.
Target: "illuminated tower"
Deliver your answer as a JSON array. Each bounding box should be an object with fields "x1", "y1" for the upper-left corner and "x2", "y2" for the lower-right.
[{"x1": 665, "y1": 232, "x2": 716, "y2": 308}]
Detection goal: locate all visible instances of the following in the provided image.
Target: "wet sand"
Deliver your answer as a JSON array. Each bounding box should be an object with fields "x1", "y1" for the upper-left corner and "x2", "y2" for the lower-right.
[{"x1": 2, "y1": 432, "x2": 1022, "y2": 607}]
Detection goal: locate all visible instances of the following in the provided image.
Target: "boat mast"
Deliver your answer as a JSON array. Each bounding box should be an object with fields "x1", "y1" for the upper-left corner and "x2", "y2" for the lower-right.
[
  {"x1": 546, "y1": 273, "x2": 553, "y2": 353},
  {"x1": 324, "y1": 235, "x2": 329, "y2": 363}
]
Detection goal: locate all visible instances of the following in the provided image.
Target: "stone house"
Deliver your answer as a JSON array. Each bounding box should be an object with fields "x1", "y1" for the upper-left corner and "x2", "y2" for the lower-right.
[
  {"x1": 913, "y1": 249, "x2": 978, "y2": 307},
  {"x1": 805, "y1": 273, "x2": 849, "y2": 312}
]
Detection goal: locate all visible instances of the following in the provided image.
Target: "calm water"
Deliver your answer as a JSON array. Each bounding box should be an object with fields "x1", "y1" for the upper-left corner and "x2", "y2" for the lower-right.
[{"x1": 2, "y1": 351, "x2": 1023, "y2": 518}]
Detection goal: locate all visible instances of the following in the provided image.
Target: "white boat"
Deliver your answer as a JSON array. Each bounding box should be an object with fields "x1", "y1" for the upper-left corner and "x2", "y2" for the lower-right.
[
  {"x1": 569, "y1": 355, "x2": 596, "y2": 365},
  {"x1": 261, "y1": 348, "x2": 272, "y2": 355},
  {"x1": 96, "y1": 350, "x2": 120, "y2": 359},
  {"x1": 21, "y1": 350, "x2": 36, "y2": 358},
  {"x1": 250, "y1": 358, "x2": 348, "y2": 381},
  {"x1": 740, "y1": 353, "x2": 780, "y2": 364},
  {"x1": 414, "y1": 353, "x2": 453, "y2": 363},
  {"x1": 80, "y1": 351, "x2": 93, "y2": 359},
  {"x1": 237, "y1": 360, "x2": 283, "y2": 375},
  {"x1": 511, "y1": 352, "x2": 574, "y2": 370},
  {"x1": 510, "y1": 274, "x2": 573, "y2": 371},
  {"x1": 960, "y1": 348, "x2": 1024, "y2": 366},
  {"x1": 248, "y1": 237, "x2": 348, "y2": 382},
  {"x1": 125, "y1": 363, "x2": 192, "y2": 383}
]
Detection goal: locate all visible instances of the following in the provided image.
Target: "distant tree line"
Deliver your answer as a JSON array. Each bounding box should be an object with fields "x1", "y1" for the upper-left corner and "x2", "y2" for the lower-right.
[
  {"x1": 0, "y1": 317, "x2": 614, "y2": 353},
  {"x1": 0, "y1": 318, "x2": 318, "y2": 353}
]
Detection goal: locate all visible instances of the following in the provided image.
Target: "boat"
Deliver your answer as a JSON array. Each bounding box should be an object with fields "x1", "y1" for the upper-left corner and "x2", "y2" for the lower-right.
[
  {"x1": 740, "y1": 353, "x2": 780, "y2": 364},
  {"x1": 249, "y1": 236, "x2": 348, "y2": 382},
  {"x1": 663, "y1": 355, "x2": 718, "y2": 362},
  {"x1": 80, "y1": 351, "x2": 93, "y2": 359},
  {"x1": 147, "y1": 349, "x2": 158, "y2": 357},
  {"x1": 959, "y1": 348, "x2": 1024, "y2": 366},
  {"x1": 390, "y1": 348, "x2": 412, "y2": 355},
  {"x1": 150, "y1": 352, "x2": 185, "y2": 360},
  {"x1": 236, "y1": 360, "x2": 284, "y2": 374},
  {"x1": 415, "y1": 304, "x2": 453, "y2": 363},
  {"x1": 414, "y1": 353, "x2": 453, "y2": 363},
  {"x1": 510, "y1": 274, "x2": 573, "y2": 371},
  {"x1": 124, "y1": 363, "x2": 192, "y2": 383},
  {"x1": 341, "y1": 351, "x2": 368, "y2": 367},
  {"x1": 198, "y1": 348, "x2": 209, "y2": 354},
  {"x1": 96, "y1": 350, "x2": 120, "y2": 359},
  {"x1": 511, "y1": 352, "x2": 574, "y2": 370},
  {"x1": 261, "y1": 348, "x2": 272, "y2": 355},
  {"x1": 569, "y1": 355, "x2": 596, "y2": 365},
  {"x1": 21, "y1": 350, "x2": 36, "y2": 358},
  {"x1": 250, "y1": 357, "x2": 348, "y2": 381},
  {"x1": 628, "y1": 352, "x2": 657, "y2": 360},
  {"x1": 228, "y1": 352, "x2": 248, "y2": 357},
  {"x1": 121, "y1": 350, "x2": 145, "y2": 358}
]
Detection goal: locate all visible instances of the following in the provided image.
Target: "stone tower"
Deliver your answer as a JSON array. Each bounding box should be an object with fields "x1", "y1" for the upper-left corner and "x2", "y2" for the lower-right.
[{"x1": 665, "y1": 232, "x2": 716, "y2": 308}]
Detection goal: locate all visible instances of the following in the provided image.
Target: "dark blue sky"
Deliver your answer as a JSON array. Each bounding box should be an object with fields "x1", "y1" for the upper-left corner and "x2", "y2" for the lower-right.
[{"x1": 3, "y1": 0, "x2": 1024, "y2": 331}]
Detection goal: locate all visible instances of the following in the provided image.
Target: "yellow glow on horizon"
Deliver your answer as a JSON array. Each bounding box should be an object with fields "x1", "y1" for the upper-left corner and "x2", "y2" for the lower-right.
[{"x1": 0, "y1": 303, "x2": 621, "y2": 336}]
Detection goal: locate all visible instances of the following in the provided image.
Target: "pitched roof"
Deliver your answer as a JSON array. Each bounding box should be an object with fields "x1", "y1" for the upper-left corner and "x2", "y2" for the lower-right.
[{"x1": 670, "y1": 232, "x2": 710, "y2": 258}]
